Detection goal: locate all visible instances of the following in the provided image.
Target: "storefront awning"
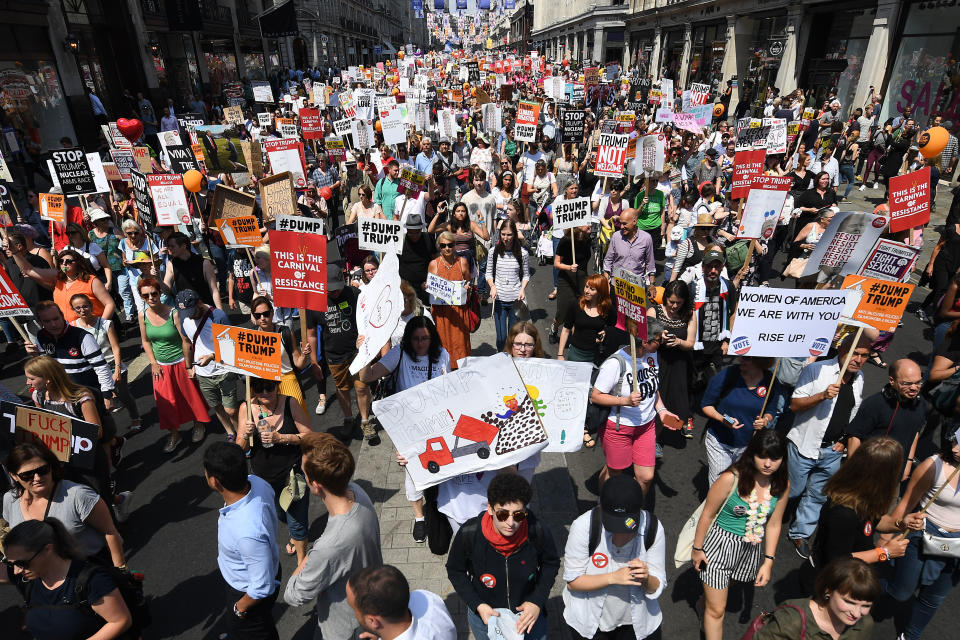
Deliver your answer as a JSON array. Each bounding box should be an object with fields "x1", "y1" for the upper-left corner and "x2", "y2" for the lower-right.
[{"x1": 256, "y1": 0, "x2": 298, "y2": 39}]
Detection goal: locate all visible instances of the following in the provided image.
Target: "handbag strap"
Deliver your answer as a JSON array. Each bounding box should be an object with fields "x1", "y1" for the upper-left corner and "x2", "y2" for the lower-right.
[{"x1": 42, "y1": 482, "x2": 60, "y2": 520}]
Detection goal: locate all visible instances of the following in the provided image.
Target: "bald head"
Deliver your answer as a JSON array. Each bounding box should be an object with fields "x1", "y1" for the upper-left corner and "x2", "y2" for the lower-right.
[{"x1": 889, "y1": 358, "x2": 922, "y2": 401}]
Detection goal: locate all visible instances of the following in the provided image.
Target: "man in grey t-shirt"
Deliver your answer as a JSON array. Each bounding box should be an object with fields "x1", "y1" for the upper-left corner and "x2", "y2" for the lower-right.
[{"x1": 460, "y1": 170, "x2": 498, "y2": 301}]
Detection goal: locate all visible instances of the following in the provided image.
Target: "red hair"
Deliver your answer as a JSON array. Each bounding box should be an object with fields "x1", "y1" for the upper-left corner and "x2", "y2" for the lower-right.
[{"x1": 580, "y1": 274, "x2": 611, "y2": 317}]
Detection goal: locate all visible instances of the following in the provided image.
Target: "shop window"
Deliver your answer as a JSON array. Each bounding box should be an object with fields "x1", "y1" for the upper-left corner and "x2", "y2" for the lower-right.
[{"x1": 0, "y1": 60, "x2": 75, "y2": 155}]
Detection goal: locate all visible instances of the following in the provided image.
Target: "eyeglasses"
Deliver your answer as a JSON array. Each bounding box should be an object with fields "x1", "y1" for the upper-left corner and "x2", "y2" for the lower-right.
[
  {"x1": 60, "y1": 259, "x2": 76, "y2": 265},
  {"x1": 438, "y1": 242, "x2": 455, "y2": 248},
  {"x1": 16, "y1": 464, "x2": 51, "y2": 482},
  {"x1": 897, "y1": 380, "x2": 923, "y2": 387},
  {"x1": 495, "y1": 509, "x2": 527, "y2": 522},
  {"x1": 251, "y1": 310, "x2": 272, "y2": 319},
  {"x1": 513, "y1": 342, "x2": 535, "y2": 351},
  {"x1": 125, "y1": 231, "x2": 140, "y2": 236},
  {"x1": 3, "y1": 548, "x2": 43, "y2": 571},
  {"x1": 141, "y1": 291, "x2": 160, "y2": 299}
]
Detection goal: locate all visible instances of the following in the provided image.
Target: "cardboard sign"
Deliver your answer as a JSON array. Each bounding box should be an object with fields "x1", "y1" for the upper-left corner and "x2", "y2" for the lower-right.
[
  {"x1": 595, "y1": 133, "x2": 629, "y2": 178},
  {"x1": 215, "y1": 216, "x2": 263, "y2": 248},
  {"x1": 258, "y1": 172, "x2": 298, "y2": 223},
  {"x1": 561, "y1": 108, "x2": 586, "y2": 143},
  {"x1": 731, "y1": 149, "x2": 767, "y2": 200},
  {"x1": 269, "y1": 229, "x2": 328, "y2": 311},
  {"x1": 889, "y1": 167, "x2": 931, "y2": 233},
  {"x1": 0, "y1": 265, "x2": 31, "y2": 317},
  {"x1": 50, "y1": 148, "x2": 96, "y2": 194},
  {"x1": 398, "y1": 167, "x2": 427, "y2": 195},
  {"x1": 358, "y1": 218, "x2": 405, "y2": 254},
  {"x1": 372, "y1": 352, "x2": 549, "y2": 491},
  {"x1": 299, "y1": 107, "x2": 323, "y2": 140},
  {"x1": 552, "y1": 197, "x2": 592, "y2": 230},
  {"x1": 514, "y1": 123, "x2": 537, "y2": 142},
  {"x1": 210, "y1": 184, "x2": 257, "y2": 227},
  {"x1": 223, "y1": 105, "x2": 244, "y2": 125},
  {"x1": 130, "y1": 170, "x2": 155, "y2": 230},
  {"x1": 252, "y1": 80, "x2": 274, "y2": 103},
  {"x1": 264, "y1": 139, "x2": 307, "y2": 188},
  {"x1": 613, "y1": 267, "x2": 647, "y2": 340},
  {"x1": 166, "y1": 144, "x2": 199, "y2": 173},
  {"x1": 729, "y1": 288, "x2": 847, "y2": 357},
  {"x1": 133, "y1": 146, "x2": 153, "y2": 173},
  {"x1": 737, "y1": 175, "x2": 792, "y2": 239},
  {"x1": 349, "y1": 252, "x2": 404, "y2": 374},
  {"x1": 1, "y1": 402, "x2": 99, "y2": 469},
  {"x1": 858, "y1": 238, "x2": 919, "y2": 283},
  {"x1": 211, "y1": 324, "x2": 282, "y2": 381},
  {"x1": 802, "y1": 211, "x2": 888, "y2": 279},
  {"x1": 109, "y1": 149, "x2": 136, "y2": 180},
  {"x1": 147, "y1": 174, "x2": 190, "y2": 226},
  {"x1": 239, "y1": 140, "x2": 263, "y2": 178},
  {"x1": 426, "y1": 272, "x2": 467, "y2": 306},
  {"x1": 39, "y1": 193, "x2": 65, "y2": 223},
  {"x1": 275, "y1": 214, "x2": 325, "y2": 235},
  {"x1": 841, "y1": 275, "x2": 914, "y2": 332}
]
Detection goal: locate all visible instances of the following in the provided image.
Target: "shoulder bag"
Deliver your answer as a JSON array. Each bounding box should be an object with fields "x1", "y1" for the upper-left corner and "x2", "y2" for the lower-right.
[
  {"x1": 674, "y1": 472, "x2": 739, "y2": 568},
  {"x1": 459, "y1": 258, "x2": 481, "y2": 333}
]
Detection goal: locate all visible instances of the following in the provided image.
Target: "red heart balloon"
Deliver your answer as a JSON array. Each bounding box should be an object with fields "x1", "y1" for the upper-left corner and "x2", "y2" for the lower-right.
[{"x1": 116, "y1": 118, "x2": 144, "y2": 144}]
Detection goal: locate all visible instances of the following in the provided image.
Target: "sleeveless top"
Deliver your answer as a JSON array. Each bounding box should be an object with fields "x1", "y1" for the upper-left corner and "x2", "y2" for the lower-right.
[
  {"x1": 55, "y1": 278, "x2": 104, "y2": 323},
  {"x1": 71, "y1": 317, "x2": 117, "y2": 367},
  {"x1": 654, "y1": 305, "x2": 687, "y2": 335},
  {"x1": 922, "y1": 456, "x2": 960, "y2": 531},
  {"x1": 248, "y1": 395, "x2": 302, "y2": 485},
  {"x1": 452, "y1": 230, "x2": 475, "y2": 257},
  {"x1": 715, "y1": 486, "x2": 780, "y2": 538},
  {"x1": 144, "y1": 310, "x2": 184, "y2": 364}
]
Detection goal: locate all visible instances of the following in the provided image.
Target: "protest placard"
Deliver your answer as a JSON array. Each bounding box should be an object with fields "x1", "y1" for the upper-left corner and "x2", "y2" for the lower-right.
[
  {"x1": 147, "y1": 174, "x2": 190, "y2": 226},
  {"x1": 595, "y1": 133, "x2": 629, "y2": 178},
  {"x1": 426, "y1": 272, "x2": 467, "y2": 306},
  {"x1": 731, "y1": 149, "x2": 767, "y2": 199},
  {"x1": 325, "y1": 137, "x2": 347, "y2": 162},
  {"x1": 86, "y1": 153, "x2": 110, "y2": 194},
  {"x1": 269, "y1": 229, "x2": 328, "y2": 311},
  {"x1": 50, "y1": 148, "x2": 96, "y2": 194},
  {"x1": 689, "y1": 82, "x2": 710, "y2": 106},
  {"x1": 350, "y1": 253, "x2": 404, "y2": 374},
  {"x1": 889, "y1": 167, "x2": 931, "y2": 233},
  {"x1": 729, "y1": 288, "x2": 848, "y2": 357},
  {"x1": 0, "y1": 266, "x2": 31, "y2": 317},
  {"x1": 613, "y1": 267, "x2": 647, "y2": 340},
  {"x1": 211, "y1": 324, "x2": 282, "y2": 381},
  {"x1": 108, "y1": 149, "x2": 136, "y2": 181},
  {"x1": 379, "y1": 106, "x2": 406, "y2": 146},
  {"x1": 857, "y1": 238, "x2": 919, "y2": 283},
  {"x1": 764, "y1": 118, "x2": 787, "y2": 154},
  {"x1": 252, "y1": 80, "x2": 274, "y2": 103},
  {"x1": 258, "y1": 172, "x2": 298, "y2": 223},
  {"x1": 223, "y1": 105, "x2": 243, "y2": 125},
  {"x1": 398, "y1": 167, "x2": 427, "y2": 196},
  {"x1": 802, "y1": 211, "x2": 888, "y2": 279},
  {"x1": 256, "y1": 112, "x2": 272, "y2": 128},
  {"x1": 737, "y1": 175, "x2": 792, "y2": 239},
  {"x1": 561, "y1": 108, "x2": 586, "y2": 143},
  {"x1": 238, "y1": 140, "x2": 263, "y2": 178},
  {"x1": 373, "y1": 352, "x2": 549, "y2": 491},
  {"x1": 275, "y1": 214, "x2": 325, "y2": 235},
  {"x1": 129, "y1": 170, "x2": 154, "y2": 230},
  {"x1": 736, "y1": 124, "x2": 770, "y2": 151},
  {"x1": 0, "y1": 401, "x2": 97, "y2": 469},
  {"x1": 673, "y1": 112, "x2": 701, "y2": 134},
  {"x1": 655, "y1": 107, "x2": 674, "y2": 123},
  {"x1": 215, "y1": 216, "x2": 263, "y2": 248},
  {"x1": 39, "y1": 193, "x2": 65, "y2": 223},
  {"x1": 552, "y1": 197, "x2": 592, "y2": 230},
  {"x1": 840, "y1": 275, "x2": 914, "y2": 332},
  {"x1": 517, "y1": 100, "x2": 540, "y2": 127},
  {"x1": 264, "y1": 139, "x2": 307, "y2": 188},
  {"x1": 332, "y1": 119, "x2": 352, "y2": 137},
  {"x1": 132, "y1": 146, "x2": 152, "y2": 173},
  {"x1": 358, "y1": 218, "x2": 405, "y2": 254},
  {"x1": 638, "y1": 135, "x2": 666, "y2": 175},
  {"x1": 514, "y1": 123, "x2": 537, "y2": 142},
  {"x1": 351, "y1": 119, "x2": 375, "y2": 149},
  {"x1": 299, "y1": 107, "x2": 323, "y2": 140},
  {"x1": 210, "y1": 184, "x2": 257, "y2": 226},
  {"x1": 166, "y1": 144, "x2": 199, "y2": 174}
]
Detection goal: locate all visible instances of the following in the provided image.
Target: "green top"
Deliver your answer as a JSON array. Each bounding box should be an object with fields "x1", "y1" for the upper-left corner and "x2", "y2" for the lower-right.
[
  {"x1": 374, "y1": 176, "x2": 400, "y2": 219},
  {"x1": 714, "y1": 487, "x2": 779, "y2": 537},
  {"x1": 752, "y1": 598, "x2": 874, "y2": 640},
  {"x1": 145, "y1": 310, "x2": 184, "y2": 364},
  {"x1": 633, "y1": 189, "x2": 665, "y2": 231},
  {"x1": 88, "y1": 230, "x2": 123, "y2": 272}
]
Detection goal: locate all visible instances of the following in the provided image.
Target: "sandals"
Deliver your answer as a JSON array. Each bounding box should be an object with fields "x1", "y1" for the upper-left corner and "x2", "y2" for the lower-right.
[
  {"x1": 869, "y1": 352, "x2": 888, "y2": 368},
  {"x1": 583, "y1": 432, "x2": 597, "y2": 448},
  {"x1": 548, "y1": 289, "x2": 557, "y2": 300}
]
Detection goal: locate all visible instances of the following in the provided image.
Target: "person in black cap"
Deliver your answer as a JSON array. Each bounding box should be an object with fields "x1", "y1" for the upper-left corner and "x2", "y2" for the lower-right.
[
  {"x1": 561, "y1": 474, "x2": 666, "y2": 639},
  {"x1": 694, "y1": 148, "x2": 722, "y2": 196}
]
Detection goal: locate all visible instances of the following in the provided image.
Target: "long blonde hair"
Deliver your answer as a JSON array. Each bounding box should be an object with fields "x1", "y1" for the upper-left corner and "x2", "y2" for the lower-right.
[{"x1": 25, "y1": 356, "x2": 92, "y2": 404}]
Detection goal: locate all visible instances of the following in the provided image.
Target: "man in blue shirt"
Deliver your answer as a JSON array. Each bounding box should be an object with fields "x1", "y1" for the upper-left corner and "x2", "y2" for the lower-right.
[
  {"x1": 205, "y1": 442, "x2": 281, "y2": 640},
  {"x1": 414, "y1": 136, "x2": 436, "y2": 174}
]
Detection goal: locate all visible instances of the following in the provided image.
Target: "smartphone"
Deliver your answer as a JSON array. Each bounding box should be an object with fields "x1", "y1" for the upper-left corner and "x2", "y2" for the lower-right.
[
  {"x1": 662, "y1": 413, "x2": 683, "y2": 431},
  {"x1": 722, "y1": 414, "x2": 736, "y2": 427}
]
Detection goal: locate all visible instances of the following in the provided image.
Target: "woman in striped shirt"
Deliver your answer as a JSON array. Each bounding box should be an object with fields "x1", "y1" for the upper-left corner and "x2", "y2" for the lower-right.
[{"x1": 485, "y1": 219, "x2": 530, "y2": 351}]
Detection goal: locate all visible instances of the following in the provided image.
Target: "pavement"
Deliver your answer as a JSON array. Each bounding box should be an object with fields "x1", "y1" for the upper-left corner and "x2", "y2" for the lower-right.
[{"x1": 1, "y1": 178, "x2": 958, "y2": 639}]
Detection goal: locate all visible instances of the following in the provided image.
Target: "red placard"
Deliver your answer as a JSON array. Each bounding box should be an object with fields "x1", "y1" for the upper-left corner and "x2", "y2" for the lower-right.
[
  {"x1": 299, "y1": 108, "x2": 323, "y2": 140},
  {"x1": 0, "y1": 265, "x2": 31, "y2": 317},
  {"x1": 731, "y1": 149, "x2": 767, "y2": 200},
  {"x1": 269, "y1": 229, "x2": 328, "y2": 311},
  {"x1": 888, "y1": 167, "x2": 931, "y2": 233}
]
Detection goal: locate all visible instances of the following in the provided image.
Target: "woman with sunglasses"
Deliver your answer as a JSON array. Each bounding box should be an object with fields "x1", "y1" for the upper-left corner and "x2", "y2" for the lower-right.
[
  {"x1": 345, "y1": 184, "x2": 384, "y2": 224},
  {"x1": 3, "y1": 442, "x2": 126, "y2": 569},
  {"x1": 65, "y1": 222, "x2": 111, "y2": 287},
  {"x1": 137, "y1": 276, "x2": 209, "y2": 453},
  {"x1": 236, "y1": 377, "x2": 313, "y2": 564},
  {"x1": 249, "y1": 295, "x2": 311, "y2": 414},
  {"x1": 19, "y1": 247, "x2": 114, "y2": 324},
  {"x1": 118, "y1": 220, "x2": 157, "y2": 316},
  {"x1": 427, "y1": 231, "x2": 473, "y2": 370}
]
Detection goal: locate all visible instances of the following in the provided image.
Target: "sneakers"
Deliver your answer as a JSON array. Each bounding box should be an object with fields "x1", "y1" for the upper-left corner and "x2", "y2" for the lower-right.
[
  {"x1": 855, "y1": 174, "x2": 862, "y2": 182},
  {"x1": 315, "y1": 396, "x2": 327, "y2": 415},
  {"x1": 793, "y1": 537, "x2": 811, "y2": 559},
  {"x1": 360, "y1": 417, "x2": 381, "y2": 447},
  {"x1": 916, "y1": 308, "x2": 932, "y2": 325},
  {"x1": 114, "y1": 491, "x2": 134, "y2": 523},
  {"x1": 872, "y1": 181, "x2": 879, "y2": 190},
  {"x1": 858, "y1": 184, "x2": 866, "y2": 191},
  {"x1": 548, "y1": 324, "x2": 560, "y2": 344},
  {"x1": 163, "y1": 431, "x2": 181, "y2": 454},
  {"x1": 191, "y1": 422, "x2": 206, "y2": 443},
  {"x1": 683, "y1": 419, "x2": 694, "y2": 439},
  {"x1": 412, "y1": 519, "x2": 427, "y2": 543}
]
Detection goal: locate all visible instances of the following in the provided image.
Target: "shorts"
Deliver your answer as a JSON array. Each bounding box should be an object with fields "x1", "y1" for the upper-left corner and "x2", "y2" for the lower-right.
[
  {"x1": 196, "y1": 372, "x2": 241, "y2": 409},
  {"x1": 699, "y1": 524, "x2": 764, "y2": 590},
  {"x1": 600, "y1": 418, "x2": 657, "y2": 470},
  {"x1": 329, "y1": 361, "x2": 368, "y2": 394}
]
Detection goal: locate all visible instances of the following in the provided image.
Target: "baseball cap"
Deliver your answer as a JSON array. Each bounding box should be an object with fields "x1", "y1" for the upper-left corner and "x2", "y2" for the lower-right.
[
  {"x1": 88, "y1": 208, "x2": 111, "y2": 222},
  {"x1": 599, "y1": 475, "x2": 645, "y2": 534},
  {"x1": 175, "y1": 290, "x2": 200, "y2": 314},
  {"x1": 703, "y1": 246, "x2": 726, "y2": 265},
  {"x1": 327, "y1": 264, "x2": 346, "y2": 291}
]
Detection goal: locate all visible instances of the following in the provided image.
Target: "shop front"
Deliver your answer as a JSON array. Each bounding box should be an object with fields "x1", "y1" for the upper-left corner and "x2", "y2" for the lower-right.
[
  {"x1": 629, "y1": 30, "x2": 655, "y2": 77},
  {"x1": 742, "y1": 13, "x2": 788, "y2": 115},
  {"x1": 660, "y1": 28, "x2": 685, "y2": 81},
  {"x1": 689, "y1": 21, "x2": 727, "y2": 92}
]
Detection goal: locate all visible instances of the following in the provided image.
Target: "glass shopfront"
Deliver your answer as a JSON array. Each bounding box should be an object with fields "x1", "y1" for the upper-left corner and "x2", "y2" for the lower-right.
[
  {"x1": 204, "y1": 51, "x2": 239, "y2": 98},
  {"x1": 802, "y1": 6, "x2": 876, "y2": 119},
  {"x1": 689, "y1": 22, "x2": 727, "y2": 92},
  {"x1": 661, "y1": 29, "x2": 685, "y2": 81},
  {"x1": 744, "y1": 14, "x2": 787, "y2": 114},
  {"x1": 242, "y1": 52, "x2": 266, "y2": 80}
]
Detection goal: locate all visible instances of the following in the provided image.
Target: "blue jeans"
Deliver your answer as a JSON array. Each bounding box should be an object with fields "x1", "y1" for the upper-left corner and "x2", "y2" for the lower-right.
[
  {"x1": 787, "y1": 441, "x2": 843, "y2": 540},
  {"x1": 271, "y1": 475, "x2": 310, "y2": 541},
  {"x1": 467, "y1": 608, "x2": 547, "y2": 640},
  {"x1": 839, "y1": 164, "x2": 856, "y2": 199},
  {"x1": 493, "y1": 298, "x2": 518, "y2": 351},
  {"x1": 886, "y1": 520, "x2": 960, "y2": 639},
  {"x1": 0, "y1": 318, "x2": 16, "y2": 343},
  {"x1": 116, "y1": 269, "x2": 137, "y2": 319}
]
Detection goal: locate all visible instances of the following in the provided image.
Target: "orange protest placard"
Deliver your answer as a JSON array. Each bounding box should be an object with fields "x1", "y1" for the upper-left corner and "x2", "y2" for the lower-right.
[
  {"x1": 39, "y1": 193, "x2": 65, "y2": 223},
  {"x1": 215, "y1": 216, "x2": 264, "y2": 248},
  {"x1": 212, "y1": 323, "x2": 282, "y2": 381},
  {"x1": 841, "y1": 275, "x2": 914, "y2": 332}
]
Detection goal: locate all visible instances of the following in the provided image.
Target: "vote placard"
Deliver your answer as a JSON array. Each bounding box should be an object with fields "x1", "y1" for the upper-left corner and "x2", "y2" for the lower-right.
[
  {"x1": 613, "y1": 267, "x2": 648, "y2": 340},
  {"x1": 729, "y1": 288, "x2": 848, "y2": 357},
  {"x1": 51, "y1": 148, "x2": 96, "y2": 194},
  {"x1": 595, "y1": 133, "x2": 629, "y2": 178},
  {"x1": 552, "y1": 197, "x2": 592, "y2": 230},
  {"x1": 841, "y1": 275, "x2": 914, "y2": 332},
  {"x1": 269, "y1": 229, "x2": 328, "y2": 311},
  {"x1": 358, "y1": 218, "x2": 405, "y2": 254},
  {"x1": 1, "y1": 401, "x2": 99, "y2": 470},
  {"x1": 211, "y1": 324, "x2": 282, "y2": 381}
]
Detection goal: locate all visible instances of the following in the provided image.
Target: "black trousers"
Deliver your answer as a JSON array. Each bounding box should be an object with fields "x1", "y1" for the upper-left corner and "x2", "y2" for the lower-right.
[
  {"x1": 224, "y1": 577, "x2": 280, "y2": 640},
  {"x1": 568, "y1": 623, "x2": 661, "y2": 640}
]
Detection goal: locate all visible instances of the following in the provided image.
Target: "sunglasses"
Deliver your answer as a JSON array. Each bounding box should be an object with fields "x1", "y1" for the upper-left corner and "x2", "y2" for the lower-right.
[
  {"x1": 16, "y1": 464, "x2": 51, "y2": 482},
  {"x1": 438, "y1": 242, "x2": 455, "y2": 248},
  {"x1": 251, "y1": 384, "x2": 277, "y2": 394},
  {"x1": 3, "y1": 548, "x2": 43, "y2": 571},
  {"x1": 125, "y1": 231, "x2": 140, "y2": 236},
  {"x1": 141, "y1": 291, "x2": 160, "y2": 299},
  {"x1": 251, "y1": 310, "x2": 272, "y2": 319},
  {"x1": 495, "y1": 509, "x2": 527, "y2": 522},
  {"x1": 60, "y1": 259, "x2": 76, "y2": 265}
]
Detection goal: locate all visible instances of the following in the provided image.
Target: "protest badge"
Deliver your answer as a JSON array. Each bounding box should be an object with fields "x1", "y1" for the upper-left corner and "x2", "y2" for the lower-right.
[
  {"x1": 299, "y1": 107, "x2": 323, "y2": 140},
  {"x1": 561, "y1": 108, "x2": 586, "y2": 143},
  {"x1": 258, "y1": 172, "x2": 298, "y2": 223},
  {"x1": 275, "y1": 214, "x2": 324, "y2": 235},
  {"x1": 147, "y1": 174, "x2": 190, "y2": 226},
  {"x1": 1, "y1": 401, "x2": 99, "y2": 470},
  {"x1": 215, "y1": 216, "x2": 263, "y2": 248},
  {"x1": 133, "y1": 146, "x2": 152, "y2": 173},
  {"x1": 552, "y1": 197, "x2": 592, "y2": 230},
  {"x1": 655, "y1": 107, "x2": 674, "y2": 123},
  {"x1": 459, "y1": 356, "x2": 592, "y2": 453},
  {"x1": 165, "y1": 145, "x2": 199, "y2": 174},
  {"x1": 264, "y1": 138, "x2": 307, "y2": 188},
  {"x1": 689, "y1": 82, "x2": 710, "y2": 106},
  {"x1": 239, "y1": 140, "x2": 263, "y2": 178},
  {"x1": 349, "y1": 252, "x2": 404, "y2": 374},
  {"x1": 358, "y1": 218, "x2": 405, "y2": 254},
  {"x1": 269, "y1": 228, "x2": 328, "y2": 311},
  {"x1": 764, "y1": 118, "x2": 787, "y2": 154},
  {"x1": 398, "y1": 167, "x2": 427, "y2": 196},
  {"x1": 731, "y1": 149, "x2": 767, "y2": 199},
  {"x1": 729, "y1": 288, "x2": 847, "y2": 357},
  {"x1": 223, "y1": 105, "x2": 244, "y2": 125},
  {"x1": 0, "y1": 266, "x2": 31, "y2": 317},
  {"x1": 129, "y1": 170, "x2": 155, "y2": 231},
  {"x1": 252, "y1": 80, "x2": 274, "y2": 103},
  {"x1": 39, "y1": 193, "x2": 65, "y2": 223},
  {"x1": 211, "y1": 324, "x2": 282, "y2": 381},
  {"x1": 613, "y1": 267, "x2": 648, "y2": 340},
  {"x1": 379, "y1": 107, "x2": 406, "y2": 146},
  {"x1": 325, "y1": 137, "x2": 347, "y2": 162},
  {"x1": 257, "y1": 112, "x2": 272, "y2": 128},
  {"x1": 840, "y1": 276, "x2": 914, "y2": 333},
  {"x1": 857, "y1": 238, "x2": 919, "y2": 283},
  {"x1": 673, "y1": 112, "x2": 702, "y2": 134},
  {"x1": 888, "y1": 167, "x2": 931, "y2": 233},
  {"x1": 802, "y1": 211, "x2": 888, "y2": 280},
  {"x1": 109, "y1": 149, "x2": 136, "y2": 180},
  {"x1": 426, "y1": 272, "x2": 467, "y2": 306},
  {"x1": 737, "y1": 175, "x2": 792, "y2": 239},
  {"x1": 51, "y1": 148, "x2": 96, "y2": 194},
  {"x1": 373, "y1": 352, "x2": 549, "y2": 491},
  {"x1": 594, "y1": 133, "x2": 629, "y2": 178}
]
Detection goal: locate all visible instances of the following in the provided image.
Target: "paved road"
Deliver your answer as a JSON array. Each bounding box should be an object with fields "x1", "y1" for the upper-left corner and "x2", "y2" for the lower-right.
[{"x1": 1, "y1": 182, "x2": 957, "y2": 639}]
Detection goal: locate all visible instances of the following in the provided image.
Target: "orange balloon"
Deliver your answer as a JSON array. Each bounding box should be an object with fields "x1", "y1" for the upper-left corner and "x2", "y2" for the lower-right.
[
  {"x1": 471, "y1": 87, "x2": 477, "y2": 97},
  {"x1": 713, "y1": 103, "x2": 725, "y2": 118},
  {"x1": 462, "y1": 82, "x2": 470, "y2": 92},
  {"x1": 183, "y1": 169, "x2": 203, "y2": 193},
  {"x1": 374, "y1": 120, "x2": 383, "y2": 133},
  {"x1": 392, "y1": 87, "x2": 400, "y2": 96},
  {"x1": 919, "y1": 126, "x2": 949, "y2": 158}
]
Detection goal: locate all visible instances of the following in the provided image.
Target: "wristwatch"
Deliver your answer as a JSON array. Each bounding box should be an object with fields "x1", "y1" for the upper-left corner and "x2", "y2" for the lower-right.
[{"x1": 233, "y1": 602, "x2": 247, "y2": 618}]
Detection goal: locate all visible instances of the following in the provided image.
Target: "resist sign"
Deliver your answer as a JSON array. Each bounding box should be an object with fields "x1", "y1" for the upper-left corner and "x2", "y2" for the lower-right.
[{"x1": 729, "y1": 287, "x2": 847, "y2": 357}]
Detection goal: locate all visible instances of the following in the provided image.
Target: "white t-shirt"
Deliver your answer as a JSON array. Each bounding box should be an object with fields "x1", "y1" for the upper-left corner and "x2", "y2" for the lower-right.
[
  {"x1": 74, "y1": 241, "x2": 104, "y2": 271},
  {"x1": 181, "y1": 307, "x2": 230, "y2": 377},
  {"x1": 592, "y1": 349, "x2": 660, "y2": 426},
  {"x1": 404, "y1": 589, "x2": 458, "y2": 640},
  {"x1": 518, "y1": 150, "x2": 544, "y2": 184},
  {"x1": 379, "y1": 344, "x2": 450, "y2": 392}
]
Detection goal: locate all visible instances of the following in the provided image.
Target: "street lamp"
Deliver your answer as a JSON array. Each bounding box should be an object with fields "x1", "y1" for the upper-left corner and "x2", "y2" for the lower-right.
[{"x1": 63, "y1": 35, "x2": 80, "y2": 54}]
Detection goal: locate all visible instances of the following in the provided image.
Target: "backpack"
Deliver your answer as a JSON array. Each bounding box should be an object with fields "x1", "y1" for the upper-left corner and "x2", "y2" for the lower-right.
[
  {"x1": 586, "y1": 507, "x2": 658, "y2": 556},
  {"x1": 585, "y1": 352, "x2": 631, "y2": 434},
  {"x1": 724, "y1": 239, "x2": 751, "y2": 275},
  {"x1": 23, "y1": 561, "x2": 151, "y2": 636}
]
